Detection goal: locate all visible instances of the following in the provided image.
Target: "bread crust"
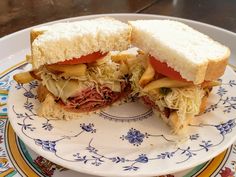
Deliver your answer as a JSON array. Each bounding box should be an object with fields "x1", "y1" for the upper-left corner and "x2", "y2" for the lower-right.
[
  {"x1": 205, "y1": 48, "x2": 230, "y2": 81},
  {"x1": 30, "y1": 30, "x2": 45, "y2": 44}
]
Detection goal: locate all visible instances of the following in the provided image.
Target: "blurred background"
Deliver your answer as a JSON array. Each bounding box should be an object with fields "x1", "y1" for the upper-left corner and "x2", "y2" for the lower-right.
[{"x1": 0, "y1": 0, "x2": 236, "y2": 37}]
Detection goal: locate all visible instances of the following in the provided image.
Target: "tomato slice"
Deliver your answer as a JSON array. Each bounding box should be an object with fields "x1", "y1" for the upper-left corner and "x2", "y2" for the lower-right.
[
  {"x1": 149, "y1": 55, "x2": 187, "y2": 82},
  {"x1": 57, "y1": 52, "x2": 108, "y2": 65}
]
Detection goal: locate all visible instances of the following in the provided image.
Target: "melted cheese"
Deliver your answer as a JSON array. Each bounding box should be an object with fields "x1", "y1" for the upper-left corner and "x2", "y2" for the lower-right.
[{"x1": 41, "y1": 73, "x2": 92, "y2": 102}]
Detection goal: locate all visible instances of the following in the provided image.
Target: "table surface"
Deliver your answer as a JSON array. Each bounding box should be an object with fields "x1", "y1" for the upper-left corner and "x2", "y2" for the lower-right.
[{"x1": 1, "y1": 0, "x2": 236, "y2": 38}]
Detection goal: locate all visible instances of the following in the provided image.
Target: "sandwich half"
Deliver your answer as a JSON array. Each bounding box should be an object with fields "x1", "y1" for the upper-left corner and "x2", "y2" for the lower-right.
[
  {"x1": 14, "y1": 17, "x2": 131, "y2": 120},
  {"x1": 129, "y1": 20, "x2": 230, "y2": 133}
]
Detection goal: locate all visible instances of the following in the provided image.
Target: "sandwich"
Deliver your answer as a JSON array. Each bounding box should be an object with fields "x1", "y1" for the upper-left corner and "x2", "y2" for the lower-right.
[
  {"x1": 14, "y1": 17, "x2": 131, "y2": 120},
  {"x1": 13, "y1": 18, "x2": 230, "y2": 133},
  {"x1": 129, "y1": 20, "x2": 230, "y2": 133}
]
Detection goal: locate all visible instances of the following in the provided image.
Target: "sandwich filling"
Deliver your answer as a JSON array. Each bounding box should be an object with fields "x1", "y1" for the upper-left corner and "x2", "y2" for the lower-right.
[
  {"x1": 130, "y1": 54, "x2": 218, "y2": 132},
  {"x1": 38, "y1": 52, "x2": 130, "y2": 112}
]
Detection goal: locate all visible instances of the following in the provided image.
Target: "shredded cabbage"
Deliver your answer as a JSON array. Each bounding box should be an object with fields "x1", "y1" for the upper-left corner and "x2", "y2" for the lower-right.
[
  {"x1": 86, "y1": 54, "x2": 123, "y2": 88},
  {"x1": 154, "y1": 86, "x2": 204, "y2": 122},
  {"x1": 129, "y1": 56, "x2": 145, "y2": 96}
]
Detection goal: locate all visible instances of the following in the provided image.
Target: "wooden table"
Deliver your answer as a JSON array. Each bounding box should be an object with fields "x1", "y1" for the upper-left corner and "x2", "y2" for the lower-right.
[{"x1": 0, "y1": 0, "x2": 236, "y2": 37}]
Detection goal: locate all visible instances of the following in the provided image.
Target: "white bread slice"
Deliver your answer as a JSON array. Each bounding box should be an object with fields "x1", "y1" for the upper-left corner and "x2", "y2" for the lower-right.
[
  {"x1": 31, "y1": 17, "x2": 131, "y2": 69},
  {"x1": 129, "y1": 20, "x2": 230, "y2": 84}
]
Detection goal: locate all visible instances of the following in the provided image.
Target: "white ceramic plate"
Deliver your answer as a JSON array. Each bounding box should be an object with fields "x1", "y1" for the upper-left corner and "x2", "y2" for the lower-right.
[{"x1": 5, "y1": 14, "x2": 236, "y2": 177}]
